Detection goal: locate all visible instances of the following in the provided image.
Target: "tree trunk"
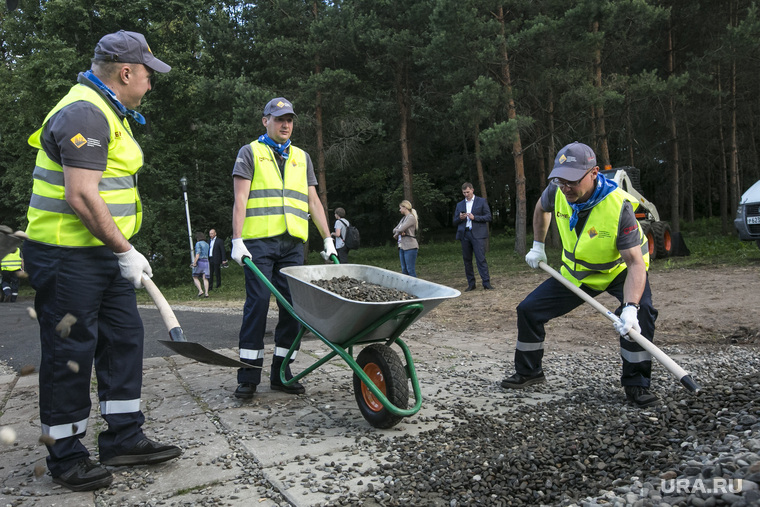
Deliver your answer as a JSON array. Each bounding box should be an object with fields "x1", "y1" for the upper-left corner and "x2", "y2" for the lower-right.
[
  {"x1": 666, "y1": 19, "x2": 681, "y2": 234},
  {"x1": 592, "y1": 20, "x2": 611, "y2": 170},
  {"x1": 396, "y1": 63, "x2": 413, "y2": 204},
  {"x1": 717, "y1": 65, "x2": 729, "y2": 233},
  {"x1": 497, "y1": 6, "x2": 527, "y2": 255},
  {"x1": 546, "y1": 89, "x2": 560, "y2": 249},
  {"x1": 728, "y1": 0, "x2": 740, "y2": 215},
  {"x1": 749, "y1": 108, "x2": 759, "y2": 184},
  {"x1": 474, "y1": 123, "x2": 487, "y2": 200},
  {"x1": 685, "y1": 124, "x2": 694, "y2": 223},
  {"x1": 314, "y1": 91, "x2": 327, "y2": 212},
  {"x1": 313, "y1": 1, "x2": 328, "y2": 216},
  {"x1": 625, "y1": 90, "x2": 635, "y2": 167}
]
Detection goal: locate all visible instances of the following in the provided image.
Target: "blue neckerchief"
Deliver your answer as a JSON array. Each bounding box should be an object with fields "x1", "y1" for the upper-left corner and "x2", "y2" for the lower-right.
[
  {"x1": 258, "y1": 133, "x2": 291, "y2": 160},
  {"x1": 568, "y1": 173, "x2": 618, "y2": 231},
  {"x1": 81, "y1": 70, "x2": 146, "y2": 125}
]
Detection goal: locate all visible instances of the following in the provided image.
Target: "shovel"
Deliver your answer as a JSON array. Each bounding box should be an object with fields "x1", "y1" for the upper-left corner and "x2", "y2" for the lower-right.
[
  {"x1": 538, "y1": 261, "x2": 701, "y2": 393},
  {"x1": 141, "y1": 274, "x2": 255, "y2": 368}
]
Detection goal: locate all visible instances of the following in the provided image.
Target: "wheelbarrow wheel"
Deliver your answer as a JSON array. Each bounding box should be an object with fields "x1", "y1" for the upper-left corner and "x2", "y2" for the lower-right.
[{"x1": 353, "y1": 344, "x2": 409, "y2": 429}]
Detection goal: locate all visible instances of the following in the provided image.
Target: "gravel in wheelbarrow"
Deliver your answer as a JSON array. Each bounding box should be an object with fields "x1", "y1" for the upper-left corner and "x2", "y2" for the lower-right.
[
  {"x1": 310, "y1": 276, "x2": 417, "y2": 302},
  {"x1": 279, "y1": 264, "x2": 459, "y2": 345}
]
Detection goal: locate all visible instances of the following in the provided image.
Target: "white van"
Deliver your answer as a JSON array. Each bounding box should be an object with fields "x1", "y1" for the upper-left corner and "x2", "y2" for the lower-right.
[{"x1": 734, "y1": 179, "x2": 760, "y2": 249}]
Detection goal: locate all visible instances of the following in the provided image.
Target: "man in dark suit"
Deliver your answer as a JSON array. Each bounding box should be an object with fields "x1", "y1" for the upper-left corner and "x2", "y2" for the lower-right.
[
  {"x1": 453, "y1": 182, "x2": 493, "y2": 291},
  {"x1": 208, "y1": 228, "x2": 227, "y2": 290}
]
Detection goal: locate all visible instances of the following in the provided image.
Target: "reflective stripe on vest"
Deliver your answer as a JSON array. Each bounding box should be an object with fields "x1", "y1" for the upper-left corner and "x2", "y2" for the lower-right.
[
  {"x1": 1, "y1": 248, "x2": 22, "y2": 271},
  {"x1": 25, "y1": 84, "x2": 143, "y2": 247},
  {"x1": 242, "y1": 142, "x2": 309, "y2": 242},
  {"x1": 555, "y1": 188, "x2": 650, "y2": 291}
]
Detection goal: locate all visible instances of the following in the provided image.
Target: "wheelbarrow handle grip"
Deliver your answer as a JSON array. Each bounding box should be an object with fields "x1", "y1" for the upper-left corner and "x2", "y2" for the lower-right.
[{"x1": 537, "y1": 261, "x2": 701, "y2": 394}]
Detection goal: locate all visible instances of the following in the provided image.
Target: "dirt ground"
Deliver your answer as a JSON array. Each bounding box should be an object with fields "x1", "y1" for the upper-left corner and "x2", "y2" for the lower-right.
[
  {"x1": 431, "y1": 264, "x2": 760, "y2": 353},
  {"x1": 194, "y1": 263, "x2": 759, "y2": 353}
]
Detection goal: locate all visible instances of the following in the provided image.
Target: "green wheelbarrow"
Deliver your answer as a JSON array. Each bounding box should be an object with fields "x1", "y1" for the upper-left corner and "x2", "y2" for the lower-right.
[{"x1": 243, "y1": 258, "x2": 460, "y2": 429}]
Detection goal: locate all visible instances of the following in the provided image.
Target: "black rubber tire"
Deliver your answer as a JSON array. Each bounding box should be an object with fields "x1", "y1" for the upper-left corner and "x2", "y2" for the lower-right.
[
  {"x1": 353, "y1": 344, "x2": 409, "y2": 429},
  {"x1": 643, "y1": 223, "x2": 656, "y2": 260},
  {"x1": 652, "y1": 221, "x2": 673, "y2": 258}
]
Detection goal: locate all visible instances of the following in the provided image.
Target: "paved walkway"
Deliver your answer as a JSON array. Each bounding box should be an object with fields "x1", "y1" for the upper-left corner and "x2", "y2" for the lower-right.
[{"x1": 0, "y1": 313, "x2": 713, "y2": 506}]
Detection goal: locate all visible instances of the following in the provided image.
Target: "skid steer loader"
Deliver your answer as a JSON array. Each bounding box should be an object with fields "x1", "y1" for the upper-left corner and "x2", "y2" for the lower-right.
[{"x1": 600, "y1": 167, "x2": 673, "y2": 259}]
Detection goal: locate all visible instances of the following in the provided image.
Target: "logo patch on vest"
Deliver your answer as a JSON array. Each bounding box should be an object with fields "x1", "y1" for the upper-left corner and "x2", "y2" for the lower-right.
[
  {"x1": 114, "y1": 130, "x2": 122, "y2": 139},
  {"x1": 588, "y1": 227, "x2": 598, "y2": 238},
  {"x1": 70, "y1": 133, "x2": 87, "y2": 148}
]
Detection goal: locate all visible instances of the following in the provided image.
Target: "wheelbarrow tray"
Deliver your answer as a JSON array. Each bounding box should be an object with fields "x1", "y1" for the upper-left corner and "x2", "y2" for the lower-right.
[{"x1": 279, "y1": 264, "x2": 460, "y2": 346}]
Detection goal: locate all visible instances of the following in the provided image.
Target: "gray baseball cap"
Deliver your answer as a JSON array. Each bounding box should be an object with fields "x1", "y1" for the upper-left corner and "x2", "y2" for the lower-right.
[
  {"x1": 263, "y1": 97, "x2": 296, "y2": 117},
  {"x1": 93, "y1": 30, "x2": 171, "y2": 73},
  {"x1": 548, "y1": 142, "x2": 597, "y2": 181}
]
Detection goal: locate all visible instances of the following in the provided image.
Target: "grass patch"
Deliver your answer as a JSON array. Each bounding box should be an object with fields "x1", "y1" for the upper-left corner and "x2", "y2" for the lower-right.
[{"x1": 21, "y1": 217, "x2": 759, "y2": 305}]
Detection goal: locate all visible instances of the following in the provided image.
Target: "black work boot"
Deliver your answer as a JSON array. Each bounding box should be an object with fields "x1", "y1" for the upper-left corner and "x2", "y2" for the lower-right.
[
  {"x1": 52, "y1": 458, "x2": 113, "y2": 492},
  {"x1": 100, "y1": 437, "x2": 182, "y2": 467},
  {"x1": 270, "y1": 359, "x2": 305, "y2": 395},
  {"x1": 234, "y1": 383, "x2": 257, "y2": 399},
  {"x1": 624, "y1": 385, "x2": 659, "y2": 408},
  {"x1": 500, "y1": 371, "x2": 546, "y2": 389}
]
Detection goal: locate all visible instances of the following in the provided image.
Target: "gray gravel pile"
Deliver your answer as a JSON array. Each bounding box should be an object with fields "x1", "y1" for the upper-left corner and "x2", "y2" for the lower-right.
[
  {"x1": 310, "y1": 276, "x2": 417, "y2": 302},
  {"x1": 339, "y1": 348, "x2": 759, "y2": 507}
]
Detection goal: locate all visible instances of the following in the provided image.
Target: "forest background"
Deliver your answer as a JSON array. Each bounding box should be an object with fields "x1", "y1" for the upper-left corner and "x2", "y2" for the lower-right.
[{"x1": 1, "y1": 0, "x2": 759, "y2": 285}]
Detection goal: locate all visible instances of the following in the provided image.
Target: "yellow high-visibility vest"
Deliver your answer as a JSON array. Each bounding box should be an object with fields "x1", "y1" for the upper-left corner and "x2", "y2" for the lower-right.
[
  {"x1": 1, "y1": 248, "x2": 22, "y2": 271},
  {"x1": 26, "y1": 83, "x2": 143, "y2": 247},
  {"x1": 555, "y1": 188, "x2": 649, "y2": 291},
  {"x1": 242, "y1": 141, "x2": 309, "y2": 242}
]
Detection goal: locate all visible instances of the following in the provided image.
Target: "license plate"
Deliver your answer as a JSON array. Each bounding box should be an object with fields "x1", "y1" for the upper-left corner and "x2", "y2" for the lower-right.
[{"x1": 748, "y1": 216, "x2": 760, "y2": 225}]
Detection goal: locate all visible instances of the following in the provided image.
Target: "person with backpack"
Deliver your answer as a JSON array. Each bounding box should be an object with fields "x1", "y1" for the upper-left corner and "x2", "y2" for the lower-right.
[
  {"x1": 331, "y1": 207, "x2": 350, "y2": 264},
  {"x1": 393, "y1": 200, "x2": 419, "y2": 277}
]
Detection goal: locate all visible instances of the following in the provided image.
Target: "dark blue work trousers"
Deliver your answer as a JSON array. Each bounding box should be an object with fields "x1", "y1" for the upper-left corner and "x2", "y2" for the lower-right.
[
  {"x1": 238, "y1": 235, "x2": 304, "y2": 384},
  {"x1": 461, "y1": 229, "x2": 490, "y2": 287},
  {"x1": 514, "y1": 269, "x2": 658, "y2": 387},
  {"x1": 24, "y1": 241, "x2": 145, "y2": 476}
]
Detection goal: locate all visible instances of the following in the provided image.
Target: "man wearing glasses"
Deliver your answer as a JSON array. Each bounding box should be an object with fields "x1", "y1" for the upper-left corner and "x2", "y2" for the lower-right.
[{"x1": 501, "y1": 142, "x2": 658, "y2": 408}]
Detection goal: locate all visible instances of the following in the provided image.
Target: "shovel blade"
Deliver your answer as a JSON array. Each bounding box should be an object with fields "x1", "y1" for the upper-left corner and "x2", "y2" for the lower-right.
[{"x1": 159, "y1": 340, "x2": 254, "y2": 368}]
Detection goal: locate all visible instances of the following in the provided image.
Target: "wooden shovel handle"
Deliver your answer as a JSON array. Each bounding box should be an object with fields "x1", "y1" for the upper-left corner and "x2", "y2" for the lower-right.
[
  {"x1": 538, "y1": 261, "x2": 700, "y2": 393},
  {"x1": 141, "y1": 274, "x2": 181, "y2": 332}
]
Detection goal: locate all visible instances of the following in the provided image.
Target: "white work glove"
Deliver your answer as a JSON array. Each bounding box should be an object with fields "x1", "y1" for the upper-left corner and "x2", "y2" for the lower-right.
[
  {"x1": 614, "y1": 305, "x2": 641, "y2": 339},
  {"x1": 321, "y1": 237, "x2": 338, "y2": 262},
  {"x1": 115, "y1": 246, "x2": 152, "y2": 289},
  {"x1": 231, "y1": 238, "x2": 252, "y2": 266},
  {"x1": 525, "y1": 241, "x2": 547, "y2": 269}
]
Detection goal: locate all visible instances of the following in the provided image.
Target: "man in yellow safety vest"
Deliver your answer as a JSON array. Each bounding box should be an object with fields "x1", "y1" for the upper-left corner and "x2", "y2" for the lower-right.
[
  {"x1": 23, "y1": 30, "x2": 180, "y2": 492},
  {"x1": 501, "y1": 142, "x2": 658, "y2": 408},
  {"x1": 230, "y1": 97, "x2": 336, "y2": 400},
  {"x1": 0, "y1": 246, "x2": 23, "y2": 302}
]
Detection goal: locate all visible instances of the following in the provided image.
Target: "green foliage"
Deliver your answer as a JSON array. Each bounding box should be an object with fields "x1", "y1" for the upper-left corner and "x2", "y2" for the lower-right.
[
  {"x1": 3, "y1": 0, "x2": 760, "y2": 287},
  {"x1": 479, "y1": 116, "x2": 535, "y2": 160}
]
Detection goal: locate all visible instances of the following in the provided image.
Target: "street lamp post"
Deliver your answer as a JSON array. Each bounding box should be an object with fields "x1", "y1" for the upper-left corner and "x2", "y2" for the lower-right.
[{"x1": 180, "y1": 176, "x2": 194, "y2": 263}]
